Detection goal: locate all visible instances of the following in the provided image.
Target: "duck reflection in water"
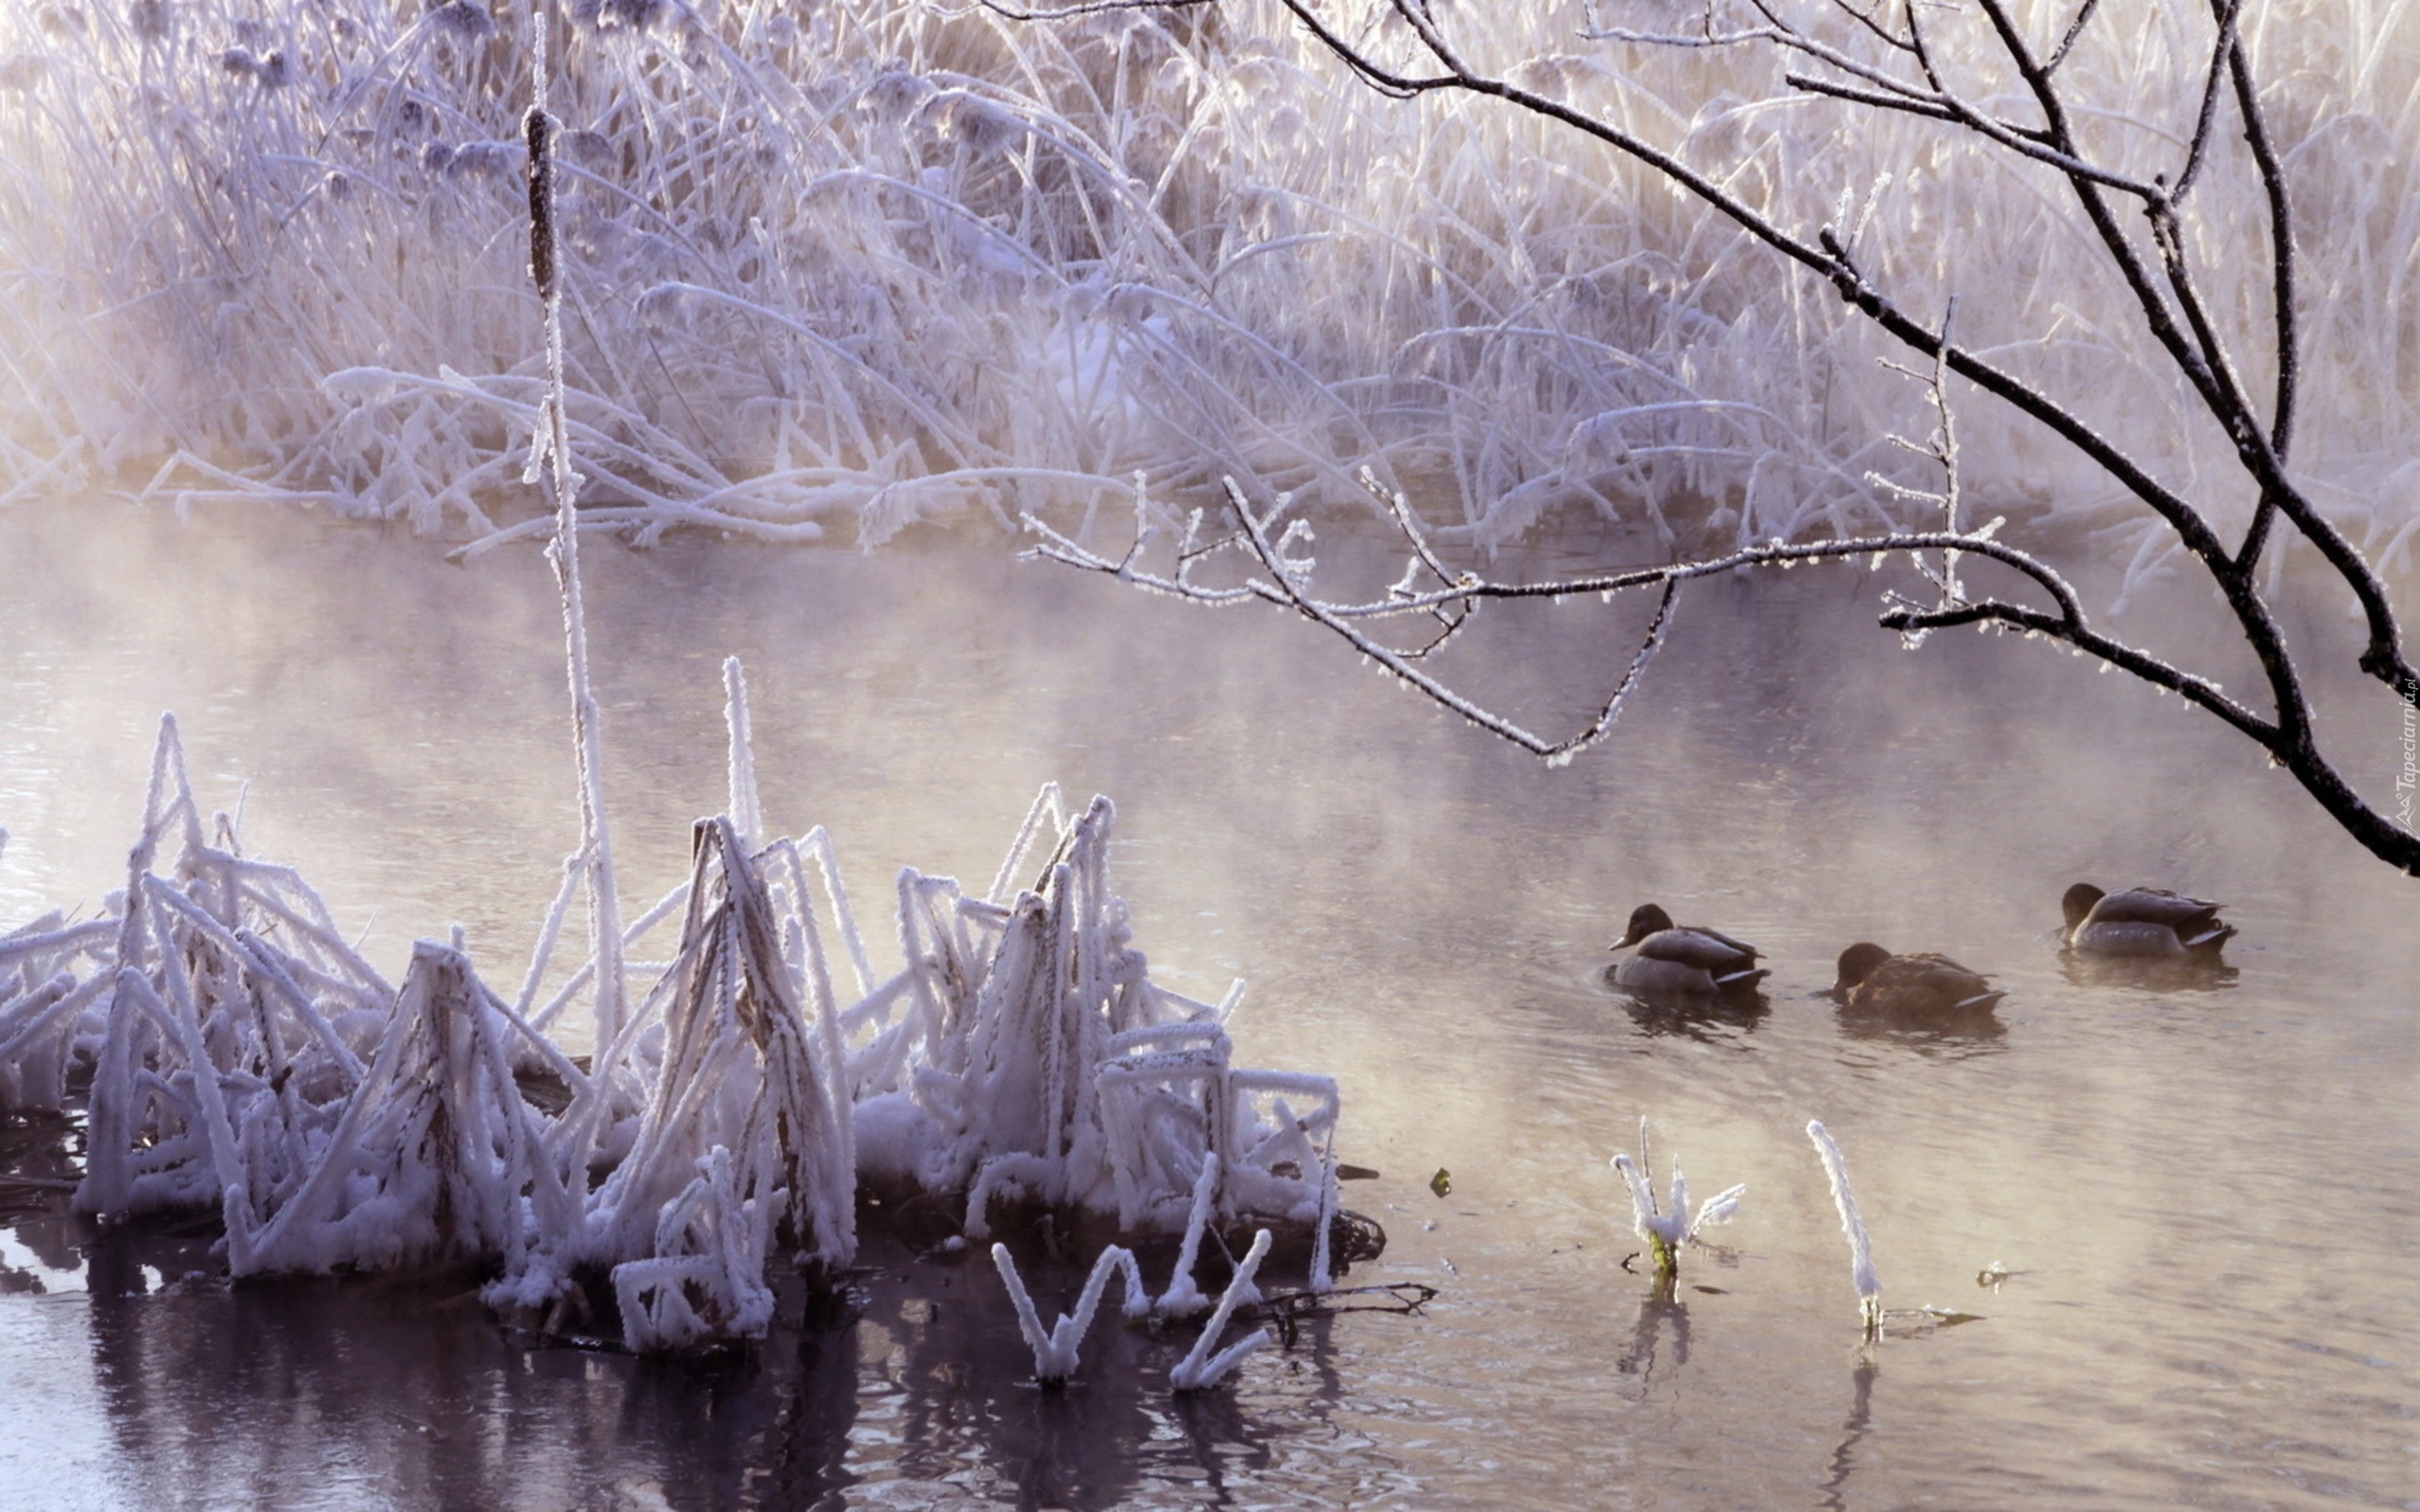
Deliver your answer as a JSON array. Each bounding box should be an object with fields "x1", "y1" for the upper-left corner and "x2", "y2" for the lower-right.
[{"x1": 1614, "y1": 985, "x2": 1772, "y2": 1040}]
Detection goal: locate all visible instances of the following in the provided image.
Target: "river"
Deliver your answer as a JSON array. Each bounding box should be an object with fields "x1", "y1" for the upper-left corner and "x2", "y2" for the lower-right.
[{"x1": 1, "y1": 504, "x2": 2414, "y2": 1509}]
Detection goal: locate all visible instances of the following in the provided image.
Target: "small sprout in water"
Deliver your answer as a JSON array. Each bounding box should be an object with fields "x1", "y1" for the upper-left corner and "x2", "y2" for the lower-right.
[
  {"x1": 1428, "y1": 1167, "x2": 1452, "y2": 1198},
  {"x1": 1610, "y1": 1116, "x2": 1743, "y2": 1279}
]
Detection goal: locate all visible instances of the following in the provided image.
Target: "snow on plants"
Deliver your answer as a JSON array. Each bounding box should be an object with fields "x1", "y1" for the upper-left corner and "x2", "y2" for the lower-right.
[{"x1": 0, "y1": 711, "x2": 1352, "y2": 1353}]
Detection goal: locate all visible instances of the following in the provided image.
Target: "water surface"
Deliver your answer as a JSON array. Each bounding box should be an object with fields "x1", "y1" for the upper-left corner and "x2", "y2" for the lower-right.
[{"x1": 2, "y1": 506, "x2": 2416, "y2": 1510}]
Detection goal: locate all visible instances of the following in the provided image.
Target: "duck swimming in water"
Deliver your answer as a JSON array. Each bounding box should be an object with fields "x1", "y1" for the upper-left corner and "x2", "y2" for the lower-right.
[
  {"x1": 2061, "y1": 884, "x2": 2234, "y2": 959},
  {"x1": 1609, "y1": 903, "x2": 1769, "y2": 997},
  {"x1": 1831, "y1": 942, "x2": 2006, "y2": 1018}
]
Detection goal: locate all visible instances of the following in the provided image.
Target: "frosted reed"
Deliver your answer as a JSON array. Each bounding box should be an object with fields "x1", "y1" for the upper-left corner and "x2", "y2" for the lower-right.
[
  {"x1": 1806, "y1": 1120, "x2": 1882, "y2": 1337},
  {"x1": 1154, "y1": 1150, "x2": 1222, "y2": 1318},
  {"x1": 0, "y1": 712, "x2": 1352, "y2": 1351},
  {"x1": 3, "y1": 3, "x2": 2410, "y2": 567},
  {"x1": 1611, "y1": 1116, "x2": 1744, "y2": 1278},
  {"x1": 525, "y1": 0, "x2": 628, "y2": 1054},
  {"x1": 722, "y1": 656, "x2": 766, "y2": 849},
  {"x1": 994, "y1": 1240, "x2": 1148, "y2": 1383},
  {"x1": 1168, "y1": 1227, "x2": 1273, "y2": 1392}
]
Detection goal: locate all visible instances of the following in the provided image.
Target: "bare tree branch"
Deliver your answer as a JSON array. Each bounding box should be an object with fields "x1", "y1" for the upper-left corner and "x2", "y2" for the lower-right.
[{"x1": 996, "y1": 0, "x2": 2419, "y2": 873}]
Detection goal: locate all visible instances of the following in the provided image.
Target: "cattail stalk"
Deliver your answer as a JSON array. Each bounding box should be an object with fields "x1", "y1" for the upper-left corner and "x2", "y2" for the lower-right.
[{"x1": 525, "y1": 4, "x2": 627, "y2": 1053}]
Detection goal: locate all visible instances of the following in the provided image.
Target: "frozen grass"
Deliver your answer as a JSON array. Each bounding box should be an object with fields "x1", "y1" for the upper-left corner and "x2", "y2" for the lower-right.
[
  {"x1": 1610, "y1": 1115, "x2": 1743, "y2": 1278},
  {"x1": 4, "y1": 709, "x2": 1346, "y2": 1351},
  {"x1": 0, "y1": 3, "x2": 2411, "y2": 556}
]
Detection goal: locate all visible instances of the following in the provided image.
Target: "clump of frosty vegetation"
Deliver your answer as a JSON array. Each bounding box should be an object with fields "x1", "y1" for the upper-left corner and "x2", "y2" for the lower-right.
[
  {"x1": 987, "y1": 1155, "x2": 1284, "y2": 1391},
  {"x1": 1610, "y1": 1116, "x2": 1742, "y2": 1280},
  {"x1": 0, "y1": 710, "x2": 1349, "y2": 1354},
  {"x1": 1, "y1": 1, "x2": 2411, "y2": 561}
]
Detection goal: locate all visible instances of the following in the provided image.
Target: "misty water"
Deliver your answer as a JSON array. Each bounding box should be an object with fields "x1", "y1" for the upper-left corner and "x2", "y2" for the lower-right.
[{"x1": 2, "y1": 505, "x2": 2416, "y2": 1510}]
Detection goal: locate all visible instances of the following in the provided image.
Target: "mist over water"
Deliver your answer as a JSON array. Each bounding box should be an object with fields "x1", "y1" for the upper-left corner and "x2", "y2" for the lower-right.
[{"x1": 1, "y1": 506, "x2": 2414, "y2": 1508}]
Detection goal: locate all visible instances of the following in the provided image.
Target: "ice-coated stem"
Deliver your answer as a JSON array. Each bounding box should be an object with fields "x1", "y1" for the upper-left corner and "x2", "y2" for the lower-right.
[
  {"x1": 993, "y1": 1241, "x2": 1143, "y2": 1383},
  {"x1": 1306, "y1": 1146, "x2": 1338, "y2": 1296},
  {"x1": 1156, "y1": 1151, "x2": 1220, "y2": 1317},
  {"x1": 1806, "y1": 1120, "x2": 1882, "y2": 1337},
  {"x1": 1169, "y1": 1228, "x2": 1273, "y2": 1392},
  {"x1": 1612, "y1": 1150, "x2": 1678, "y2": 1274},
  {"x1": 526, "y1": 0, "x2": 627, "y2": 1054},
  {"x1": 722, "y1": 657, "x2": 765, "y2": 849}
]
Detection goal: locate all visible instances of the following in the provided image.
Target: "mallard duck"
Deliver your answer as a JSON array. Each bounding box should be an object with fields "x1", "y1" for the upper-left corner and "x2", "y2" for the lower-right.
[
  {"x1": 1609, "y1": 903, "x2": 1769, "y2": 996},
  {"x1": 1832, "y1": 942, "x2": 2006, "y2": 1017},
  {"x1": 2061, "y1": 884, "x2": 2234, "y2": 958}
]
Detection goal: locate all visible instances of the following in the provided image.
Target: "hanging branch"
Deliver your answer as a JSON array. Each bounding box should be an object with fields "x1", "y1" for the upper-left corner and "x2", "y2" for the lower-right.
[{"x1": 998, "y1": 0, "x2": 2420, "y2": 875}]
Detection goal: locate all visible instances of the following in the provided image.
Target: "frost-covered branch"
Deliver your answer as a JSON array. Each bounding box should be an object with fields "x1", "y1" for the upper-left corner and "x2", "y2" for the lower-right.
[
  {"x1": 1028, "y1": 475, "x2": 2288, "y2": 760},
  {"x1": 1003, "y1": 0, "x2": 2420, "y2": 875},
  {"x1": 1168, "y1": 1227, "x2": 1275, "y2": 1390},
  {"x1": 994, "y1": 1240, "x2": 1147, "y2": 1383}
]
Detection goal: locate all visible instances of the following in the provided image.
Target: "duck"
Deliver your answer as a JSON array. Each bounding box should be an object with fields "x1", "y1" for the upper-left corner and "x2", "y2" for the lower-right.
[
  {"x1": 1608, "y1": 903, "x2": 1769, "y2": 997},
  {"x1": 2061, "y1": 884, "x2": 2234, "y2": 958},
  {"x1": 1831, "y1": 942, "x2": 2006, "y2": 1018}
]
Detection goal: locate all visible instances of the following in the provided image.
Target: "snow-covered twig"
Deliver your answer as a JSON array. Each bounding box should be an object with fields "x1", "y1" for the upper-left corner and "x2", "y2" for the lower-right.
[
  {"x1": 1169, "y1": 1227, "x2": 1273, "y2": 1391},
  {"x1": 993, "y1": 1240, "x2": 1147, "y2": 1383}
]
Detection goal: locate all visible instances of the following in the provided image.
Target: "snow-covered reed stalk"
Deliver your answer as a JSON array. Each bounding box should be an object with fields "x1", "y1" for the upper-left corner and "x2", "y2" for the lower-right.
[
  {"x1": 722, "y1": 657, "x2": 766, "y2": 850},
  {"x1": 522, "y1": 0, "x2": 628, "y2": 1058},
  {"x1": 1, "y1": 697, "x2": 1352, "y2": 1349},
  {"x1": 993, "y1": 1240, "x2": 1148, "y2": 1384},
  {"x1": 232, "y1": 940, "x2": 574, "y2": 1278},
  {"x1": 0, "y1": 911, "x2": 115, "y2": 1113},
  {"x1": 1610, "y1": 1116, "x2": 1743, "y2": 1278},
  {"x1": 613, "y1": 1145, "x2": 785, "y2": 1353},
  {"x1": 1153, "y1": 1151, "x2": 1222, "y2": 1318},
  {"x1": 1168, "y1": 1227, "x2": 1273, "y2": 1392},
  {"x1": 1806, "y1": 1121, "x2": 1882, "y2": 1338},
  {"x1": 579, "y1": 818, "x2": 855, "y2": 1285}
]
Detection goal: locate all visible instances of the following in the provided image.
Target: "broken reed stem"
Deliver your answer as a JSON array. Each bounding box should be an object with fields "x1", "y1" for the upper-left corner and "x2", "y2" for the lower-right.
[{"x1": 527, "y1": 3, "x2": 628, "y2": 1051}]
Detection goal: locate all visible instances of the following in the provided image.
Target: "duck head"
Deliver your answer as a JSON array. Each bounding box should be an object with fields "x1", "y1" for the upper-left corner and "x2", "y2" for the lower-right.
[
  {"x1": 1833, "y1": 941, "x2": 1893, "y2": 994},
  {"x1": 2061, "y1": 882, "x2": 2105, "y2": 932},
  {"x1": 1611, "y1": 902, "x2": 1675, "y2": 951}
]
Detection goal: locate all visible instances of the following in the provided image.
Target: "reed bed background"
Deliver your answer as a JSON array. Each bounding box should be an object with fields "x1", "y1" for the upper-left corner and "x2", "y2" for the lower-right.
[{"x1": 0, "y1": 0, "x2": 2413, "y2": 573}]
